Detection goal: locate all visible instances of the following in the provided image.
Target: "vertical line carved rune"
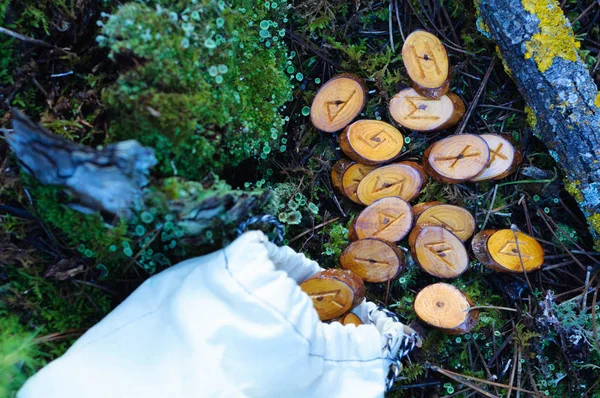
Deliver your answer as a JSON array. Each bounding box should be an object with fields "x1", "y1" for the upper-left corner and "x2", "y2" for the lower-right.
[{"x1": 325, "y1": 90, "x2": 356, "y2": 123}]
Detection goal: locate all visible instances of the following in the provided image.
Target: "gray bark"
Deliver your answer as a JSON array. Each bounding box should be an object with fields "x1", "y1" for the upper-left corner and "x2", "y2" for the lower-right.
[
  {"x1": 5, "y1": 109, "x2": 157, "y2": 217},
  {"x1": 478, "y1": 0, "x2": 600, "y2": 235}
]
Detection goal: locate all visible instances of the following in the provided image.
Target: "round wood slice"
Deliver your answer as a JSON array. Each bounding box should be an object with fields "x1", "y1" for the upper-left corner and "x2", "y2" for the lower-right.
[
  {"x1": 472, "y1": 229, "x2": 544, "y2": 273},
  {"x1": 413, "y1": 201, "x2": 445, "y2": 218},
  {"x1": 340, "y1": 238, "x2": 405, "y2": 283},
  {"x1": 398, "y1": 160, "x2": 430, "y2": 185},
  {"x1": 349, "y1": 197, "x2": 414, "y2": 242},
  {"x1": 300, "y1": 269, "x2": 366, "y2": 321},
  {"x1": 341, "y1": 312, "x2": 363, "y2": 326},
  {"x1": 310, "y1": 74, "x2": 367, "y2": 133},
  {"x1": 331, "y1": 159, "x2": 376, "y2": 204},
  {"x1": 423, "y1": 134, "x2": 490, "y2": 183},
  {"x1": 414, "y1": 282, "x2": 479, "y2": 334},
  {"x1": 415, "y1": 204, "x2": 475, "y2": 242},
  {"x1": 402, "y1": 30, "x2": 450, "y2": 98},
  {"x1": 470, "y1": 134, "x2": 523, "y2": 181},
  {"x1": 339, "y1": 120, "x2": 404, "y2": 165},
  {"x1": 356, "y1": 163, "x2": 424, "y2": 205},
  {"x1": 410, "y1": 225, "x2": 469, "y2": 278},
  {"x1": 388, "y1": 89, "x2": 465, "y2": 132}
]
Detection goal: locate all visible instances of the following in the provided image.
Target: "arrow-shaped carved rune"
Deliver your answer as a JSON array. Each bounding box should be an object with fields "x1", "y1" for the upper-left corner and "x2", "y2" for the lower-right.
[{"x1": 405, "y1": 96, "x2": 441, "y2": 120}]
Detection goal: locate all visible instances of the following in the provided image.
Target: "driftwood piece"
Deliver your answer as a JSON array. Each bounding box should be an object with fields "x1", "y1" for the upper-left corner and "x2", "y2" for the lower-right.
[
  {"x1": 5, "y1": 109, "x2": 157, "y2": 217},
  {"x1": 477, "y1": 0, "x2": 600, "y2": 239}
]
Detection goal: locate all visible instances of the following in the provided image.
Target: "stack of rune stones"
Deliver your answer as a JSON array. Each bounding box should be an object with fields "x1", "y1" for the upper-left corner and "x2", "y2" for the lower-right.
[{"x1": 300, "y1": 30, "x2": 545, "y2": 335}]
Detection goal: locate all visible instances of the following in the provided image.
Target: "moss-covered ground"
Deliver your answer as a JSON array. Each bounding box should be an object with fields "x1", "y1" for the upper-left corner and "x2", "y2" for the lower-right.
[{"x1": 1, "y1": 0, "x2": 600, "y2": 396}]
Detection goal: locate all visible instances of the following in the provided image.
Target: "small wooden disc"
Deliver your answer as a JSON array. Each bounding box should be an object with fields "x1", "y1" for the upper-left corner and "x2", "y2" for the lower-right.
[
  {"x1": 341, "y1": 312, "x2": 363, "y2": 326},
  {"x1": 339, "y1": 120, "x2": 404, "y2": 165},
  {"x1": 388, "y1": 89, "x2": 465, "y2": 132},
  {"x1": 340, "y1": 238, "x2": 405, "y2": 283},
  {"x1": 356, "y1": 163, "x2": 424, "y2": 205},
  {"x1": 310, "y1": 74, "x2": 367, "y2": 133},
  {"x1": 416, "y1": 204, "x2": 475, "y2": 242},
  {"x1": 423, "y1": 134, "x2": 490, "y2": 183},
  {"x1": 414, "y1": 283, "x2": 479, "y2": 334},
  {"x1": 472, "y1": 229, "x2": 544, "y2": 273},
  {"x1": 331, "y1": 159, "x2": 376, "y2": 204},
  {"x1": 350, "y1": 197, "x2": 414, "y2": 242},
  {"x1": 413, "y1": 201, "x2": 445, "y2": 218},
  {"x1": 411, "y1": 225, "x2": 469, "y2": 278},
  {"x1": 300, "y1": 269, "x2": 366, "y2": 321},
  {"x1": 470, "y1": 134, "x2": 521, "y2": 181},
  {"x1": 402, "y1": 31, "x2": 450, "y2": 98}
]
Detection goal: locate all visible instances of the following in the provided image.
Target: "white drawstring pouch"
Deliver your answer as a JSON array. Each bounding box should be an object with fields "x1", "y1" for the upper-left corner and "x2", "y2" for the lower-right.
[{"x1": 18, "y1": 231, "x2": 420, "y2": 398}]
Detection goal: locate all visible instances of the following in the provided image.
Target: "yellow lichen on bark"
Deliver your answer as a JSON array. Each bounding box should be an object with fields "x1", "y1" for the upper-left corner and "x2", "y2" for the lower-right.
[
  {"x1": 522, "y1": 0, "x2": 580, "y2": 72},
  {"x1": 595, "y1": 93, "x2": 600, "y2": 108}
]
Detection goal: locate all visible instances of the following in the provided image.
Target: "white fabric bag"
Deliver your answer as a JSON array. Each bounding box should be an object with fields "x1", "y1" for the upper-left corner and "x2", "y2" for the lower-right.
[{"x1": 19, "y1": 231, "x2": 419, "y2": 398}]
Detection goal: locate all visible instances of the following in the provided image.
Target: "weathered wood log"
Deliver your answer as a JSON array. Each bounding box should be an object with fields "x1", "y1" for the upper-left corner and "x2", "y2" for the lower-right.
[
  {"x1": 422, "y1": 134, "x2": 490, "y2": 183},
  {"x1": 348, "y1": 196, "x2": 413, "y2": 242},
  {"x1": 472, "y1": 229, "x2": 544, "y2": 273},
  {"x1": 340, "y1": 238, "x2": 405, "y2": 283},
  {"x1": 338, "y1": 120, "x2": 404, "y2": 165},
  {"x1": 414, "y1": 282, "x2": 479, "y2": 335},
  {"x1": 299, "y1": 269, "x2": 366, "y2": 321},
  {"x1": 310, "y1": 74, "x2": 367, "y2": 133},
  {"x1": 5, "y1": 109, "x2": 157, "y2": 217},
  {"x1": 477, "y1": 0, "x2": 600, "y2": 242},
  {"x1": 402, "y1": 30, "x2": 450, "y2": 98}
]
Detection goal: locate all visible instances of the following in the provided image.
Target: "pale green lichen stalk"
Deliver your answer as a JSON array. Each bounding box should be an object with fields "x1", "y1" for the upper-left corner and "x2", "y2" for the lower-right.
[{"x1": 522, "y1": 0, "x2": 580, "y2": 72}]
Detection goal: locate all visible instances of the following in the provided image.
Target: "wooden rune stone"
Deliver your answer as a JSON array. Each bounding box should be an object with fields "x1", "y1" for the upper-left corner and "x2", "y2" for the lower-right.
[
  {"x1": 414, "y1": 282, "x2": 479, "y2": 335},
  {"x1": 339, "y1": 120, "x2": 404, "y2": 165},
  {"x1": 340, "y1": 238, "x2": 405, "y2": 283},
  {"x1": 472, "y1": 229, "x2": 544, "y2": 273},
  {"x1": 349, "y1": 197, "x2": 414, "y2": 243},
  {"x1": 300, "y1": 269, "x2": 366, "y2": 321},
  {"x1": 402, "y1": 30, "x2": 450, "y2": 98}
]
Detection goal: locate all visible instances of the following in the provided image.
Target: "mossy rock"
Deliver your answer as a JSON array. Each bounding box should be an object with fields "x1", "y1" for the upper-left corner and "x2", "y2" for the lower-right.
[{"x1": 99, "y1": 0, "x2": 293, "y2": 180}]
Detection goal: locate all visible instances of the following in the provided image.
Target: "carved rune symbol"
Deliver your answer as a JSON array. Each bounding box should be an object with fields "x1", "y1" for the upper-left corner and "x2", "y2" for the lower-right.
[
  {"x1": 325, "y1": 90, "x2": 356, "y2": 123},
  {"x1": 429, "y1": 215, "x2": 464, "y2": 234},
  {"x1": 376, "y1": 212, "x2": 404, "y2": 234},
  {"x1": 373, "y1": 176, "x2": 405, "y2": 194},
  {"x1": 498, "y1": 240, "x2": 532, "y2": 259},
  {"x1": 434, "y1": 145, "x2": 481, "y2": 169},
  {"x1": 487, "y1": 143, "x2": 508, "y2": 168},
  {"x1": 349, "y1": 167, "x2": 370, "y2": 191},
  {"x1": 355, "y1": 257, "x2": 389, "y2": 268},
  {"x1": 424, "y1": 241, "x2": 455, "y2": 269},
  {"x1": 405, "y1": 97, "x2": 441, "y2": 120},
  {"x1": 309, "y1": 289, "x2": 345, "y2": 307},
  {"x1": 359, "y1": 130, "x2": 391, "y2": 149},
  {"x1": 410, "y1": 41, "x2": 442, "y2": 78}
]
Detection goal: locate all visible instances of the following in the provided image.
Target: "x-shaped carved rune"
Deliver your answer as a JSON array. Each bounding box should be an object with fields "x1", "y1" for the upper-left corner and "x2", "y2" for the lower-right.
[
  {"x1": 434, "y1": 145, "x2": 481, "y2": 169},
  {"x1": 487, "y1": 143, "x2": 508, "y2": 168}
]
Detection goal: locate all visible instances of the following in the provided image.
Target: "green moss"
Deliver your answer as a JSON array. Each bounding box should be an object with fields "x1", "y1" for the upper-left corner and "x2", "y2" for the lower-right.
[
  {"x1": 100, "y1": 0, "x2": 292, "y2": 180},
  {"x1": 522, "y1": 0, "x2": 580, "y2": 72}
]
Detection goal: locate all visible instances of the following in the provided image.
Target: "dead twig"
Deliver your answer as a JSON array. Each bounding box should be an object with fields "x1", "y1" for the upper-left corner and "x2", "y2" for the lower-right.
[{"x1": 456, "y1": 57, "x2": 496, "y2": 135}]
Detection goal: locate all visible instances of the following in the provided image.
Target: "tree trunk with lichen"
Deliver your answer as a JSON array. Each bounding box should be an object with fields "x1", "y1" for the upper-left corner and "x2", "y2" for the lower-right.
[{"x1": 477, "y1": 0, "x2": 600, "y2": 243}]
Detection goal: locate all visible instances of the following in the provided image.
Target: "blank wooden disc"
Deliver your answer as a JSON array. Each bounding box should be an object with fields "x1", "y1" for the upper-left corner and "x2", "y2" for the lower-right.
[
  {"x1": 416, "y1": 204, "x2": 475, "y2": 241},
  {"x1": 339, "y1": 120, "x2": 404, "y2": 165},
  {"x1": 310, "y1": 74, "x2": 367, "y2": 133},
  {"x1": 350, "y1": 197, "x2": 413, "y2": 242},
  {"x1": 340, "y1": 238, "x2": 405, "y2": 283},
  {"x1": 402, "y1": 30, "x2": 450, "y2": 98},
  {"x1": 470, "y1": 134, "x2": 521, "y2": 181},
  {"x1": 472, "y1": 229, "x2": 544, "y2": 273},
  {"x1": 300, "y1": 269, "x2": 366, "y2": 321},
  {"x1": 423, "y1": 134, "x2": 490, "y2": 183},
  {"x1": 389, "y1": 89, "x2": 465, "y2": 132},
  {"x1": 356, "y1": 163, "x2": 424, "y2": 205},
  {"x1": 411, "y1": 225, "x2": 469, "y2": 278},
  {"x1": 414, "y1": 282, "x2": 479, "y2": 334},
  {"x1": 331, "y1": 159, "x2": 376, "y2": 204}
]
